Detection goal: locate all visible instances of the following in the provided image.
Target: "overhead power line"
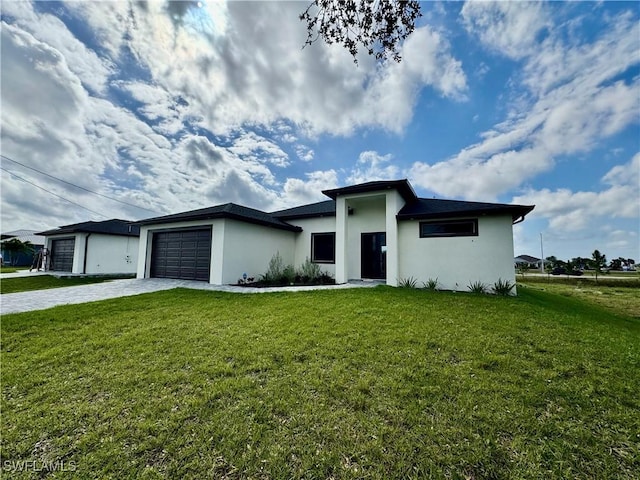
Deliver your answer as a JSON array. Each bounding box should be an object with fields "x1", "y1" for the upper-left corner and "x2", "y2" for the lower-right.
[
  {"x1": 0, "y1": 154, "x2": 161, "y2": 214},
  {"x1": 1, "y1": 167, "x2": 108, "y2": 219}
]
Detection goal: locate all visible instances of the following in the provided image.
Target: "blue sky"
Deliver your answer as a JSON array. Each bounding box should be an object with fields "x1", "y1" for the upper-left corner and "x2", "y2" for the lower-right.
[{"x1": 1, "y1": 1, "x2": 638, "y2": 262}]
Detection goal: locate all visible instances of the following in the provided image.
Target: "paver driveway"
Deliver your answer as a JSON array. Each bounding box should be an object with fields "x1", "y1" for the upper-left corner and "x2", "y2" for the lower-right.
[{"x1": 1, "y1": 277, "x2": 379, "y2": 314}]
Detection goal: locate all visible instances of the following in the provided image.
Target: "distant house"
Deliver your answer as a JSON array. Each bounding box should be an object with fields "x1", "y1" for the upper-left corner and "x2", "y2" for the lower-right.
[
  {"x1": 0, "y1": 229, "x2": 45, "y2": 266},
  {"x1": 37, "y1": 219, "x2": 139, "y2": 274},
  {"x1": 135, "y1": 179, "x2": 534, "y2": 292},
  {"x1": 514, "y1": 255, "x2": 542, "y2": 269}
]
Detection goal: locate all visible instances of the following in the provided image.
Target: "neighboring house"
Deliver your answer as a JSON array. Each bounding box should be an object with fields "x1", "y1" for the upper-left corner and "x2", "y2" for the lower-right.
[
  {"x1": 37, "y1": 219, "x2": 140, "y2": 274},
  {"x1": 136, "y1": 179, "x2": 534, "y2": 292},
  {"x1": 0, "y1": 229, "x2": 45, "y2": 266},
  {"x1": 514, "y1": 255, "x2": 542, "y2": 269}
]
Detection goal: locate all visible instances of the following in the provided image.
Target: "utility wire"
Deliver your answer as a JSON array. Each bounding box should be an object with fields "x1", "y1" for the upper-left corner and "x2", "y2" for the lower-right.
[
  {"x1": 0, "y1": 154, "x2": 161, "y2": 214},
  {"x1": 0, "y1": 167, "x2": 108, "y2": 219}
]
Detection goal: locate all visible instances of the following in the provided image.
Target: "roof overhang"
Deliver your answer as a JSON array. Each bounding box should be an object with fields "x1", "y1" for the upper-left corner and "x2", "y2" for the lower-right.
[{"x1": 322, "y1": 179, "x2": 417, "y2": 204}]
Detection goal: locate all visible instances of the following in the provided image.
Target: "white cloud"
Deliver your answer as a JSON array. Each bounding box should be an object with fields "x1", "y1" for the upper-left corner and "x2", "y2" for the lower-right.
[
  {"x1": 279, "y1": 170, "x2": 339, "y2": 208},
  {"x1": 512, "y1": 153, "x2": 640, "y2": 232},
  {"x1": 295, "y1": 145, "x2": 314, "y2": 162},
  {"x1": 461, "y1": 1, "x2": 551, "y2": 60},
  {"x1": 410, "y1": 5, "x2": 639, "y2": 201},
  {"x1": 347, "y1": 151, "x2": 401, "y2": 185}
]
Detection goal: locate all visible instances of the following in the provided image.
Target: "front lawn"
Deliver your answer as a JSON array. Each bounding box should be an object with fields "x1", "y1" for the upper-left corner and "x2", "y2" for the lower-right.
[
  {"x1": 0, "y1": 275, "x2": 131, "y2": 294},
  {"x1": 2, "y1": 287, "x2": 639, "y2": 479}
]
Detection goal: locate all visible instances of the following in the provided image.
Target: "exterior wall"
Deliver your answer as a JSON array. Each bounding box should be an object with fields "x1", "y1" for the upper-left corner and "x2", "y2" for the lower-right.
[
  {"x1": 398, "y1": 215, "x2": 517, "y2": 293},
  {"x1": 137, "y1": 219, "x2": 296, "y2": 284},
  {"x1": 219, "y1": 219, "x2": 296, "y2": 284},
  {"x1": 47, "y1": 233, "x2": 138, "y2": 274},
  {"x1": 84, "y1": 234, "x2": 138, "y2": 274},
  {"x1": 288, "y1": 216, "x2": 337, "y2": 277}
]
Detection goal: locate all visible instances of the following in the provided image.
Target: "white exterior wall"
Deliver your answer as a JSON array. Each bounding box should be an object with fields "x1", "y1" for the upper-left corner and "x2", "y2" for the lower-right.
[
  {"x1": 46, "y1": 233, "x2": 138, "y2": 274},
  {"x1": 288, "y1": 216, "x2": 337, "y2": 277},
  {"x1": 136, "y1": 219, "x2": 296, "y2": 284},
  {"x1": 398, "y1": 215, "x2": 517, "y2": 293},
  {"x1": 219, "y1": 219, "x2": 296, "y2": 284},
  {"x1": 84, "y1": 234, "x2": 138, "y2": 274}
]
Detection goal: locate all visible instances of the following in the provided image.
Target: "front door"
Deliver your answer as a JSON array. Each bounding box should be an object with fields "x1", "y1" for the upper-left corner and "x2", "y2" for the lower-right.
[{"x1": 361, "y1": 232, "x2": 386, "y2": 279}]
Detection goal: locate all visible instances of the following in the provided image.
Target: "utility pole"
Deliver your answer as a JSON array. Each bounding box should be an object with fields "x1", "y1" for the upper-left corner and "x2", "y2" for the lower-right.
[{"x1": 540, "y1": 233, "x2": 545, "y2": 273}]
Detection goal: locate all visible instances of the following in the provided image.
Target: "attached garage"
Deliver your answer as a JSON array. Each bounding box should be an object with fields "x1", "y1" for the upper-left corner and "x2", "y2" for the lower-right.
[
  {"x1": 150, "y1": 228, "x2": 211, "y2": 281},
  {"x1": 50, "y1": 238, "x2": 75, "y2": 272}
]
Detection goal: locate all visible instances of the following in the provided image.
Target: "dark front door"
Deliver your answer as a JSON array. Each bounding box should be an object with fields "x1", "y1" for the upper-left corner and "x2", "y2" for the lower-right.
[
  {"x1": 51, "y1": 238, "x2": 75, "y2": 272},
  {"x1": 361, "y1": 232, "x2": 386, "y2": 279},
  {"x1": 150, "y1": 228, "x2": 212, "y2": 281}
]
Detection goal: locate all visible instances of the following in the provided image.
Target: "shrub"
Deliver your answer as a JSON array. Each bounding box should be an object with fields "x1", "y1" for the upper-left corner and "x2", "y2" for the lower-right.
[
  {"x1": 468, "y1": 281, "x2": 488, "y2": 294},
  {"x1": 423, "y1": 278, "x2": 439, "y2": 291},
  {"x1": 299, "y1": 257, "x2": 321, "y2": 283},
  {"x1": 282, "y1": 264, "x2": 296, "y2": 285},
  {"x1": 398, "y1": 276, "x2": 418, "y2": 288},
  {"x1": 262, "y1": 252, "x2": 285, "y2": 283},
  {"x1": 492, "y1": 278, "x2": 515, "y2": 296}
]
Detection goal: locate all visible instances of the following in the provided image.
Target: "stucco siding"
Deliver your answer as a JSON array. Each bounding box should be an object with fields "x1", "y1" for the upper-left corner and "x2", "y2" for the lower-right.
[
  {"x1": 288, "y1": 216, "x2": 337, "y2": 277},
  {"x1": 219, "y1": 219, "x2": 296, "y2": 284},
  {"x1": 85, "y1": 234, "x2": 138, "y2": 274},
  {"x1": 398, "y1": 215, "x2": 517, "y2": 293}
]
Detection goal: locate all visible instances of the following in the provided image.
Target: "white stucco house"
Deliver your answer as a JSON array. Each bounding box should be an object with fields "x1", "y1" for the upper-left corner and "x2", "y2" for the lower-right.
[
  {"x1": 37, "y1": 219, "x2": 139, "y2": 274},
  {"x1": 135, "y1": 180, "x2": 534, "y2": 292}
]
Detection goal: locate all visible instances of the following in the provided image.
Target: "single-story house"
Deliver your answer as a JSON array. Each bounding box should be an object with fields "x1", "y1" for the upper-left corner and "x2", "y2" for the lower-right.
[
  {"x1": 1, "y1": 229, "x2": 45, "y2": 266},
  {"x1": 37, "y1": 219, "x2": 140, "y2": 274},
  {"x1": 135, "y1": 179, "x2": 534, "y2": 292},
  {"x1": 514, "y1": 255, "x2": 542, "y2": 269}
]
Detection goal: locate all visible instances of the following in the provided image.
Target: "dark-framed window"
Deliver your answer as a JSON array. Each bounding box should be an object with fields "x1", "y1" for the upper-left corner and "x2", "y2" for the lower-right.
[
  {"x1": 311, "y1": 232, "x2": 335, "y2": 263},
  {"x1": 419, "y1": 219, "x2": 478, "y2": 238}
]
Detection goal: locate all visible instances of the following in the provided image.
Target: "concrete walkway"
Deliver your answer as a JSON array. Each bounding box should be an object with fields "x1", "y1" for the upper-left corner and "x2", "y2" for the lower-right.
[{"x1": 1, "y1": 277, "x2": 381, "y2": 315}]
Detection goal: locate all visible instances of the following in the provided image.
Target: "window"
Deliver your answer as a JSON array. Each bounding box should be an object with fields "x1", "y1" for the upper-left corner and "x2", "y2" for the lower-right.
[
  {"x1": 419, "y1": 219, "x2": 478, "y2": 238},
  {"x1": 311, "y1": 232, "x2": 335, "y2": 263}
]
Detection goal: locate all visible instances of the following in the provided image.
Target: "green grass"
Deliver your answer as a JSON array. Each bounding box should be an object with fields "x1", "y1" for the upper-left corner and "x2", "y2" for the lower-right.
[
  {"x1": 2, "y1": 287, "x2": 639, "y2": 479},
  {"x1": 1, "y1": 267, "x2": 28, "y2": 274},
  {"x1": 518, "y1": 279, "x2": 640, "y2": 320},
  {"x1": 0, "y1": 275, "x2": 131, "y2": 294}
]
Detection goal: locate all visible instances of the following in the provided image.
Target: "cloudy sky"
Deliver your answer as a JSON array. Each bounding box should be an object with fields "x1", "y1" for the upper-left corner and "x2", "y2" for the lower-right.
[{"x1": 1, "y1": 1, "x2": 638, "y2": 261}]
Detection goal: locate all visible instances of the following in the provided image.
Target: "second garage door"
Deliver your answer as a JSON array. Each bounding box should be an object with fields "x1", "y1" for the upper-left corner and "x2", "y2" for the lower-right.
[
  {"x1": 51, "y1": 238, "x2": 75, "y2": 272},
  {"x1": 150, "y1": 229, "x2": 212, "y2": 281}
]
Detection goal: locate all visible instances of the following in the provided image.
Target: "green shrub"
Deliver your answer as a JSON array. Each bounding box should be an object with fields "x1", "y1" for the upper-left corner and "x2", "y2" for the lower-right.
[
  {"x1": 423, "y1": 278, "x2": 439, "y2": 291},
  {"x1": 398, "y1": 276, "x2": 418, "y2": 288},
  {"x1": 493, "y1": 278, "x2": 515, "y2": 296},
  {"x1": 299, "y1": 257, "x2": 321, "y2": 283},
  {"x1": 282, "y1": 264, "x2": 296, "y2": 285},
  {"x1": 262, "y1": 251, "x2": 285, "y2": 283},
  {"x1": 468, "y1": 281, "x2": 488, "y2": 294}
]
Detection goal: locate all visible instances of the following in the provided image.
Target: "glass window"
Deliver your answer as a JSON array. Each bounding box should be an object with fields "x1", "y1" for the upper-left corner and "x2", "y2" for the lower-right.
[
  {"x1": 312, "y1": 233, "x2": 335, "y2": 263},
  {"x1": 419, "y1": 219, "x2": 478, "y2": 238}
]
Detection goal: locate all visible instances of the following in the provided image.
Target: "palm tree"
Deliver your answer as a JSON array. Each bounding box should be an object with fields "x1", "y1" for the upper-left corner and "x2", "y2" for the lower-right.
[
  {"x1": 1, "y1": 238, "x2": 34, "y2": 266},
  {"x1": 591, "y1": 249, "x2": 607, "y2": 283}
]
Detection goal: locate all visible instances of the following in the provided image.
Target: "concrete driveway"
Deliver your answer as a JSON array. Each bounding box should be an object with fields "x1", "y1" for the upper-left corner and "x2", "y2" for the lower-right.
[{"x1": 1, "y1": 277, "x2": 380, "y2": 314}]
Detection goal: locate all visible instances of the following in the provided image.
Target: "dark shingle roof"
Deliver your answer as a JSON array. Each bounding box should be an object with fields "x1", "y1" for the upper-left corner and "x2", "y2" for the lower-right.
[
  {"x1": 322, "y1": 179, "x2": 417, "y2": 203},
  {"x1": 136, "y1": 203, "x2": 302, "y2": 232},
  {"x1": 397, "y1": 198, "x2": 534, "y2": 222},
  {"x1": 37, "y1": 219, "x2": 140, "y2": 237},
  {"x1": 515, "y1": 255, "x2": 541, "y2": 263},
  {"x1": 271, "y1": 200, "x2": 336, "y2": 220}
]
